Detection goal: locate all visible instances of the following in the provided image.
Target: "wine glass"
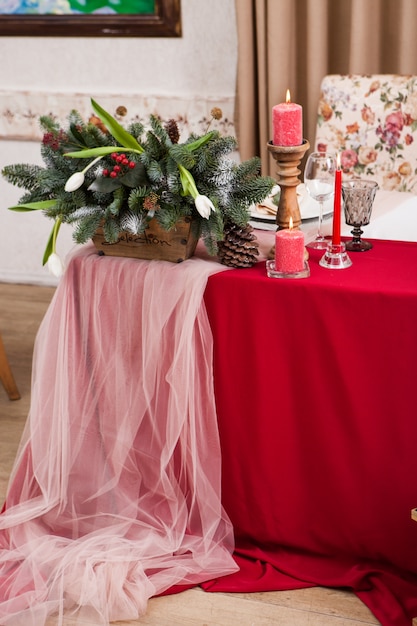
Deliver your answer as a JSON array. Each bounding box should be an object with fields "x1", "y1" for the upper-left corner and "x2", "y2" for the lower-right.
[
  {"x1": 304, "y1": 152, "x2": 336, "y2": 249},
  {"x1": 342, "y1": 179, "x2": 378, "y2": 251}
]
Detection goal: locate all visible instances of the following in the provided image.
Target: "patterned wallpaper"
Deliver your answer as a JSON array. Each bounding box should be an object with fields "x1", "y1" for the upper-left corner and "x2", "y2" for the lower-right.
[{"x1": 0, "y1": 91, "x2": 236, "y2": 142}]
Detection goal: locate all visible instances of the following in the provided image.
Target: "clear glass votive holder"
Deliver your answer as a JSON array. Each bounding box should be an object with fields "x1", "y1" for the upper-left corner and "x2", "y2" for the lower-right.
[
  {"x1": 319, "y1": 242, "x2": 352, "y2": 270},
  {"x1": 266, "y1": 259, "x2": 310, "y2": 279}
]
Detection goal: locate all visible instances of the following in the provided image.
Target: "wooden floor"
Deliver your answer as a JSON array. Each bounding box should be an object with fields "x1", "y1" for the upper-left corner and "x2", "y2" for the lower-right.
[{"x1": 0, "y1": 281, "x2": 380, "y2": 626}]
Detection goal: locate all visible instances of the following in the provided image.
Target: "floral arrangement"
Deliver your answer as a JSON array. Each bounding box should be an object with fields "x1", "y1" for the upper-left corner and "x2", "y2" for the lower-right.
[
  {"x1": 2, "y1": 99, "x2": 275, "y2": 275},
  {"x1": 315, "y1": 74, "x2": 417, "y2": 193}
]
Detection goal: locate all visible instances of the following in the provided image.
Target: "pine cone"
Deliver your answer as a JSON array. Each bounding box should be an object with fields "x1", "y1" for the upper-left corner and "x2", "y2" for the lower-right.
[
  {"x1": 218, "y1": 222, "x2": 259, "y2": 268},
  {"x1": 165, "y1": 119, "x2": 180, "y2": 144}
]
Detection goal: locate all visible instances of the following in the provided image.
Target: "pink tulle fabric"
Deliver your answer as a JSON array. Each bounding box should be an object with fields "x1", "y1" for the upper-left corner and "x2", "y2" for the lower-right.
[{"x1": 0, "y1": 245, "x2": 238, "y2": 625}]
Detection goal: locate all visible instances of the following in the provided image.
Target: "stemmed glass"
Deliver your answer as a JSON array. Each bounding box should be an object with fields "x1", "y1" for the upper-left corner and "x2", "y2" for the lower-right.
[
  {"x1": 304, "y1": 151, "x2": 336, "y2": 249},
  {"x1": 342, "y1": 180, "x2": 378, "y2": 251}
]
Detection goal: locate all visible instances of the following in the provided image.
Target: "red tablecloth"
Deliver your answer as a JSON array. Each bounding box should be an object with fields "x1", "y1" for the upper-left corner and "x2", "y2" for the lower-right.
[{"x1": 202, "y1": 239, "x2": 417, "y2": 625}]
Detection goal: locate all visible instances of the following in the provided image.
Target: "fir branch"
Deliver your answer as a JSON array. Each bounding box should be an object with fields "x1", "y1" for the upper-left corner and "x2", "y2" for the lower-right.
[
  {"x1": 232, "y1": 156, "x2": 263, "y2": 183},
  {"x1": 2, "y1": 164, "x2": 46, "y2": 191},
  {"x1": 65, "y1": 205, "x2": 100, "y2": 223},
  {"x1": 67, "y1": 109, "x2": 85, "y2": 129},
  {"x1": 200, "y1": 211, "x2": 224, "y2": 255},
  {"x1": 39, "y1": 115, "x2": 60, "y2": 134},
  {"x1": 169, "y1": 144, "x2": 196, "y2": 169},
  {"x1": 83, "y1": 123, "x2": 114, "y2": 150},
  {"x1": 102, "y1": 218, "x2": 121, "y2": 243},
  {"x1": 19, "y1": 190, "x2": 52, "y2": 206},
  {"x1": 143, "y1": 130, "x2": 164, "y2": 161},
  {"x1": 127, "y1": 121, "x2": 145, "y2": 142},
  {"x1": 146, "y1": 159, "x2": 164, "y2": 185},
  {"x1": 37, "y1": 168, "x2": 68, "y2": 194},
  {"x1": 149, "y1": 115, "x2": 171, "y2": 146},
  {"x1": 107, "y1": 187, "x2": 126, "y2": 216},
  {"x1": 72, "y1": 211, "x2": 103, "y2": 244},
  {"x1": 165, "y1": 157, "x2": 182, "y2": 193},
  {"x1": 127, "y1": 186, "x2": 148, "y2": 212},
  {"x1": 157, "y1": 201, "x2": 188, "y2": 230},
  {"x1": 233, "y1": 176, "x2": 276, "y2": 206},
  {"x1": 220, "y1": 198, "x2": 250, "y2": 226}
]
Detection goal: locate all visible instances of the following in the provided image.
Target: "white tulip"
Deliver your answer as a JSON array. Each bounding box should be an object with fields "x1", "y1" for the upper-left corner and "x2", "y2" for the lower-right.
[
  {"x1": 47, "y1": 253, "x2": 65, "y2": 278},
  {"x1": 64, "y1": 156, "x2": 103, "y2": 193},
  {"x1": 64, "y1": 172, "x2": 85, "y2": 192},
  {"x1": 194, "y1": 194, "x2": 216, "y2": 219}
]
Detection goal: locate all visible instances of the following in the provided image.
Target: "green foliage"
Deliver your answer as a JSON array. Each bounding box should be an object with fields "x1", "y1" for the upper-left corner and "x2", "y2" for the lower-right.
[
  {"x1": 2, "y1": 99, "x2": 275, "y2": 261},
  {"x1": 39, "y1": 115, "x2": 60, "y2": 134},
  {"x1": 127, "y1": 121, "x2": 145, "y2": 140},
  {"x1": 2, "y1": 163, "x2": 46, "y2": 192},
  {"x1": 169, "y1": 144, "x2": 196, "y2": 169},
  {"x1": 102, "y1": 218, "x2": 122, "y2": 243},
  {"x1": 72, "y1": 210, "x2": 104, "y2": 244}
]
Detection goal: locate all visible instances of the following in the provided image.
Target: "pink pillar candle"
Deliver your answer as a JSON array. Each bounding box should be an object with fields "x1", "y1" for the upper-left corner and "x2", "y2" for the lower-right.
[
  {"x1": 275, "y1": 228, "x2": 305, "y2": 273},
  {"x1": 272, "y1": 90, "x2": 303, "y2": 146}
]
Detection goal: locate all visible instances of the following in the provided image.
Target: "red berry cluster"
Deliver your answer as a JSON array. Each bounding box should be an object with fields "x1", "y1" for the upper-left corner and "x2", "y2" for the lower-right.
[
  {"x1": 102, "y1": 153, "x2": 136, "y2": 179},
  {"x1": 42, "y1": 129, "x2": 68, "y2": 151}
]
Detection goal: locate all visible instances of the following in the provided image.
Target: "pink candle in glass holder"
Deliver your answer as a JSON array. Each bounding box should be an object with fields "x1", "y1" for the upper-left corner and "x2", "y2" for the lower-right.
[
  {"x1": 275, "y1": 219, "x2": 305, "y2": 273},
  {"x1": 272, "y1": 90, "x2": 303, "y2": 146}
]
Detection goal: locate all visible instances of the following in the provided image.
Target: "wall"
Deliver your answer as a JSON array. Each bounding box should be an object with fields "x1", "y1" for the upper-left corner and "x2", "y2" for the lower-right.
[{"x1": 0, "y1": 0, "x2": 237, "y2": 285}]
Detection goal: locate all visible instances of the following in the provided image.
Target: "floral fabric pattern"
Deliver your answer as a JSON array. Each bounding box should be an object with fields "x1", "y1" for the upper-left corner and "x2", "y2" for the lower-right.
[{"x1": 314, "y1": 75, "x2": 417, "y2": 193}]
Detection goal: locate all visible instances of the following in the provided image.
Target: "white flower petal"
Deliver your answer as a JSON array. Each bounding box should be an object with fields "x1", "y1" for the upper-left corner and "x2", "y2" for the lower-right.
[
  {"x1": 47, "y1": 253, "x2": 65, "y2": 278},
  {"x1": 65, "y1": 172, "x2": 85, "y2": 192},
  {"x1": 195, "y1": 194, "x2": 216, "y2": 219}
]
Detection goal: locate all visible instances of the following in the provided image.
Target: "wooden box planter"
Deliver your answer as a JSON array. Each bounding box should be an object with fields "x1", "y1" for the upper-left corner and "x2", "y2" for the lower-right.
[{"x1": 92, "y1": 216, "x2": 201, "y2": 263}]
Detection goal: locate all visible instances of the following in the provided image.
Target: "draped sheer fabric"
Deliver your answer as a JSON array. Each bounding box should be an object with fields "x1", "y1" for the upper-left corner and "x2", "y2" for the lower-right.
[{"x1": 0, "y1": 246, "x2": 238, "y2": 625}]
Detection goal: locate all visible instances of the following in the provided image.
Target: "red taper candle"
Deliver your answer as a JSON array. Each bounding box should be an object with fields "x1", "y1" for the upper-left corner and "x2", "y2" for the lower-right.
[{"x1": 332, "y1": 154, "x2": 342, "y2": 245}]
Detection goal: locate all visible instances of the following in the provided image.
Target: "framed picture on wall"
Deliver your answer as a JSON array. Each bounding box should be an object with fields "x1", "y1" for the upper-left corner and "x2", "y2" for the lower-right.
[{"x1": 0, "y1": 0, "x2": 181, "y2": 37}]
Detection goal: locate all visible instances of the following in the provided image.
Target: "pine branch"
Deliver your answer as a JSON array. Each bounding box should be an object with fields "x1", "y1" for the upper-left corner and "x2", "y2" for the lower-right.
[
  {"x1": 127, "y1": 121, "x2": 145, "y2": 142},
  {"x1": 200, "y1": 210, "x2": 224, "y2": 255},
  {"x1": 146, "y1": 159, "x2": 165, "y2": 185},
  {"x1": 72, "y1": 211, "x2": 103, "y2": 244},
  {"x1": 127, "y1": 187, "x2": 148, "y2": 212},
  {"x1": 2, "y1": 164, "x2": 46, "y2": 191},
  {"x1": 220, "y1": 198, "x2": 250, "y2": 226},
  {"x1": 165, "y1": 157, "x2": 182, "y2": 193},
  {"x1": 107, "y1": 187, "x2": 126, "y2": 216},
  {"x1": 39, "y1": 115, "x2": 60, "y2": 134},
  {"x1": 102, "y1": 218, "x2": 121, "y2": 243},
  {"x1": 169, "y1": 144, "x2": 196, "y2": 169},
  {"x1": 143, "y1": 130, "x2": 164, "y2": 160},
  {"x1": 232, "y1": 176, "x2": 276, "y2": 206},
  {"x1": 157, "y1": 201, "x2": 188, "y2": 230},
  {"x1": 149, "y1": 114, "x2": 171, "y2": 147}
]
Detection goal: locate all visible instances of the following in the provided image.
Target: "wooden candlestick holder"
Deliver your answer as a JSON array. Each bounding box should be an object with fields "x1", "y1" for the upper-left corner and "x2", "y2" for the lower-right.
[{"x1": 267, "y1": 139, "x2": 310, "y2": 230}]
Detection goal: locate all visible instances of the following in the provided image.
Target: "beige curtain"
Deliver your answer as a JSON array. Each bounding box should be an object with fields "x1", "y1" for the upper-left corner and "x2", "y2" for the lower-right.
[{"x1": 235, "y1": 0, "x2": 417, "y2": 174}]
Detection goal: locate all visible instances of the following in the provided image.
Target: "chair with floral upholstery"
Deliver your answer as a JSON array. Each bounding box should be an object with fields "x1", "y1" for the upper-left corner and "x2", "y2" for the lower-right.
[{"x1": 314, "y1": 74, "x2": 417, "y2": 193}]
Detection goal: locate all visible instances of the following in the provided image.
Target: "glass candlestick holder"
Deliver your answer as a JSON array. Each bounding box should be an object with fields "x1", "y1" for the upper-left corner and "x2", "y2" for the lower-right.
[
  {"x1": 319, "y1": 241, "x2": 352, "y2": 269},
  {"x1": 266, "y1": 259, "x2": 310, "y2": 279}
]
